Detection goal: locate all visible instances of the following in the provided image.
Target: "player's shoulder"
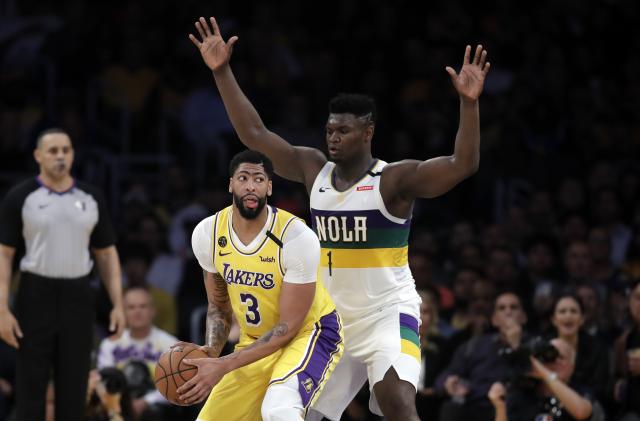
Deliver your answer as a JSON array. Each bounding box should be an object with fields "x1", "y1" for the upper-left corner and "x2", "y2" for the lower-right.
[{"x1": 281, "y1": 217, "x2": 318, "y2": 247}]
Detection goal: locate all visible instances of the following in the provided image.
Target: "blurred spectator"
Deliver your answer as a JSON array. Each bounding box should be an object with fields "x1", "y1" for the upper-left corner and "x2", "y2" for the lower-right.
[
  {"x1": 592, "y1": 187, "x2": 632, "y2": 267},
  {"x1": 97, "y1": 287, "x2": 177, "y2": 421},
  {"x1": 120, "y1": 243, "x2": 177, "y2": 335},
  {"x1": 613, "y1": 279, "x2": 640, "y2": 421},
  {"x1": 575, "y1": 283, "x2": 609, "y2": 341},
  {"x1": 550, "y1": 292, "x2": 610, "y2": 404},
  {"x1": 435, "y1": 291, "x2": 527, "y2": 421},
  {"x1": 564, "y1": 241, "x2": 594, "y2": 286},
  {"x1": 416, "y1": 288, "x2": 449, "y2": 418},
  {"x1": 622, "y1": 228, "x2": 640, "y2": 280}
]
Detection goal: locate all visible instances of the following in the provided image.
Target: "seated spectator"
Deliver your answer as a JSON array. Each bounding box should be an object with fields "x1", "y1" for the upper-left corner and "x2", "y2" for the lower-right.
[
  {"x1": 550, "y1": 292, "x2": 610, "y2": 403},
  {"x1": 435, "y1": 291, "x2": 527, "y2": 421},
  {"x1": 97, "y1": 287, "x2": 177, "y2": 421},
  {"x1": 613, "y1": 279, "x2": 640, "y2": 421},
  {"x1": 622, "y1": 228, "x2": 640, "y2": 280},
  {"x1": 120, "y1": 243, "x2": 177, "y2": 335},
  {"x1": 416, "y1": 288, "x2": 449, "y2": 418},
  {"x1": 487, "y1": 338, "x2": 594, "y2": 420}
]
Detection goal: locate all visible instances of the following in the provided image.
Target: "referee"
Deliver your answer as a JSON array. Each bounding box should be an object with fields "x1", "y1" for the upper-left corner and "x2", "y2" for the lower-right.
[{"x1": 0, "y1": 128, "x2": 126, "y2": 421}]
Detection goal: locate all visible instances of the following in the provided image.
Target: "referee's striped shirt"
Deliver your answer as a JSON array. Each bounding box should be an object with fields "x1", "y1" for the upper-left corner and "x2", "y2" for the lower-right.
[{"x1": 0, "y1": 177, "x2": 115, "y2": 278}]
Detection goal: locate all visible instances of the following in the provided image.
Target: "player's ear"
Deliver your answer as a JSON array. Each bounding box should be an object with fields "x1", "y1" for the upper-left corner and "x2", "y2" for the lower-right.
[
  {"x1": 228, "y1": 178, "x2": 233, "y2": 193},
  {"x1": 267, "y1": 180, "x2": 272, "y2": 196}
]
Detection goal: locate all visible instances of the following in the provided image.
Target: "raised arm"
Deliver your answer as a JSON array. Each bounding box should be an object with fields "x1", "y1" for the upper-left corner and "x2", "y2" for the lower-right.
[
  {"x1": 530, "y1": 357, "x2": 593, "y2": 420},
  {"x1": 189, "y1": 16, "x2": 326, "y2": 188},
  {"x1": 178, "y1": 280, "x2": 316, "y2": 404},
  {"x1": 382, "y1": 45, "x2": 490, "y2": 205}
]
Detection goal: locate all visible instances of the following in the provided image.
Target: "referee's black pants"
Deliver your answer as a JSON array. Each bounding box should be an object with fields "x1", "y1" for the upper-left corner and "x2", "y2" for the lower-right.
[{"x1": 15, "y1": 272, "x2": 94, "y2": 421}]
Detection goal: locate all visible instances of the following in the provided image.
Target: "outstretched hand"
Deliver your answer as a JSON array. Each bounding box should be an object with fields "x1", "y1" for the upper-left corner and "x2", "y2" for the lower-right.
[
  {"x1": 188, "y1": 16, "x2": 238, "y2": 72},
  {"x1": 446, "y1": 45, "x2": 490, "y2": 102}
]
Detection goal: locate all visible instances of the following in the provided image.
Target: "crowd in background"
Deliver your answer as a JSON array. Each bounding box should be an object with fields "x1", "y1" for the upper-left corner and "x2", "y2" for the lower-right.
[{"x1": 1, "y1": 0, "x2": 640, "y2": 419}]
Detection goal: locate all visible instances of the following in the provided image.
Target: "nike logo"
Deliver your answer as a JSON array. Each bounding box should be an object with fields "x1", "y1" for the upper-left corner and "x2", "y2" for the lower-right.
[
  {"x1": 218, "y1": 251, "x2": 232, "y2": 256},
  {"x1": 319, "y1": 187, "x2": 331, "y2": 192},
  {"x1": 38, "y1": 204, "x2": 51, "y2": 209}
]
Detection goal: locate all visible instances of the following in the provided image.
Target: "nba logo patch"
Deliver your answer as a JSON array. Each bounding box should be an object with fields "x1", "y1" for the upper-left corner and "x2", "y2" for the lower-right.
[{"x1": 302, "y1": 378, "x2": 314, "y2": 393}]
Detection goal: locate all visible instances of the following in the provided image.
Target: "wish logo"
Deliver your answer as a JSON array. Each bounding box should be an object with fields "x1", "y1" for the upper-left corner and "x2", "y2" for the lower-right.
[{"x1": 260, "y1": 256, "x2": 275, "y2": 263}]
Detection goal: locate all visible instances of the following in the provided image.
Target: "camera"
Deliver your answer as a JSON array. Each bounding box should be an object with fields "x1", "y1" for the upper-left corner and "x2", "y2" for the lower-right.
[
  {"x1": 98, "y1": 367, "x2": 127, "y2": 395},
  {"x1": 500, "y1": 336, "x2": 559, "y2": 388}
]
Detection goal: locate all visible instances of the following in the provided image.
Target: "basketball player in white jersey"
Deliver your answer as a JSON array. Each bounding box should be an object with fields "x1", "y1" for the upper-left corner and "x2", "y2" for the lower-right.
[{"x1": 189, "y1": 16, "x2": 490, "y2": 421}]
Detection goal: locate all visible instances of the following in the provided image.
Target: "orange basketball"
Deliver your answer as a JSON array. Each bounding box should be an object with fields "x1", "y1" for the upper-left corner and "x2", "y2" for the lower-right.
[{"x1": 154, "y1": 345, "x2": 209, "y2": 405}]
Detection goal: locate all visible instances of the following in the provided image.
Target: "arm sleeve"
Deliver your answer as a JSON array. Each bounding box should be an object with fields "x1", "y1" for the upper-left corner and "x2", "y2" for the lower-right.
[
  {"x1": 87, "y1": 185, "x2": 116, "y2": 248},
  {"x1": 191, "y1": 216, "x2": 217, "y2": 273},
  {"x1": 281, "y1": 220, "x2": 320, "y2": 284}
]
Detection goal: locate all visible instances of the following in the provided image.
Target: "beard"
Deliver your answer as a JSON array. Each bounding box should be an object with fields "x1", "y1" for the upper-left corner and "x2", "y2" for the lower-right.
[{"x1": 233, "y1": 193, "x2": 267, "y2": 219}]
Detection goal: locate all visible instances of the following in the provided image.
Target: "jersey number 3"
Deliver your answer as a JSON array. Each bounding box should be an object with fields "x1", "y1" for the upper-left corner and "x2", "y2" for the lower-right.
[{"x1": 240, "y1": 293, "x2": 261, "y2": 326}]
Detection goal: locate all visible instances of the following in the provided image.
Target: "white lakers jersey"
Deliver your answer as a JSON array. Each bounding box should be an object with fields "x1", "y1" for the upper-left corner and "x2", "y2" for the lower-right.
[{"x1": 309, "y1": 159, "x2": 420, "y2": 322}]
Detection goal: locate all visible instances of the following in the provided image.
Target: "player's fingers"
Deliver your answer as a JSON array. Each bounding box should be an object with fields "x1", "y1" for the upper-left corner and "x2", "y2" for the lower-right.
[
  {"x1": 463, "y1": 45, "x2": 471, "y2": 64},
  {"x1": 182, "y1": 358, "x2": 198, "y2": 367},
  {"x1": 3, "y1": 333, "x2": 18, "y2": 349},
  {"x1": 445, "y1": 66, "x2": 457, "y2": 81},
  {"x1": 199, "y1": 17, "x2": 212, "y2": 37},
  {"x1": 188, "y1": 34, "x2": 202, "y2": 48},
  {"x1": 177, "y1": 377, "x2": 196, "y2": 395},
  {"x1": 228, "y1": 36, "x2": 239, "y2": 49},
  {"x1": 14, "y1": 322, "x2": 23, "y2": 338},
  {"x1": 483, "y1": 62, "x2": 491, "y2": 75},
  {"x1": 479, "y1": 50, "x2": 487, "y2": 68},
  {"x1": 473, "y1": 45, "x2": 483, "y2": 65},
  {"x1": 210, "y1": 17, "x2": 221, "y2": 36},
  {"x1": 195, "y1": 21, "x2": 206, "y2": 39}
]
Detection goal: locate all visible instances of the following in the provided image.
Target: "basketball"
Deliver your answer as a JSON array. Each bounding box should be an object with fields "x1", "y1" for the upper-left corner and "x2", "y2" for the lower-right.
[{"x1": 154, "y1": 345, "x2": 209, "y2": 405}]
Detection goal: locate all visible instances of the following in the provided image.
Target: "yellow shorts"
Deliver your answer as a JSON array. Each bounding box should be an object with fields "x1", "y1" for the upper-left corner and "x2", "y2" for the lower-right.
[{"x1": 197, "y1": 310, "x2": 343, "y2": 421}]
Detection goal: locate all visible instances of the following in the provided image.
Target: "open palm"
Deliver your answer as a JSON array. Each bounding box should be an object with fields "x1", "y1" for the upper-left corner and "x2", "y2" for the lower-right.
[
  {"x1": 189, "y1": 17, "x2": 238, "y2": 72},
  {"x1": 446, "y1": 45, "x2": 490, "y2": 101}
]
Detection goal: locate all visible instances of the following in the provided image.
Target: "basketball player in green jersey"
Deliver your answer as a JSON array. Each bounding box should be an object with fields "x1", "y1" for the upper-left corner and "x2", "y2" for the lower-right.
[{"x1": 189, "y1": 16, "x2": 489, "y2": 421}]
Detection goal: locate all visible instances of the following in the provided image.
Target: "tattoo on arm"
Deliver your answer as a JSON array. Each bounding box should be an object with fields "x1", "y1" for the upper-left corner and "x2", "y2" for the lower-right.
[
  {"x1": 205, "y1": 272, "x2": 232, "y2": 357},
  {"x1": 220, "y1": 322, "x2": 290, "y2": 361}
]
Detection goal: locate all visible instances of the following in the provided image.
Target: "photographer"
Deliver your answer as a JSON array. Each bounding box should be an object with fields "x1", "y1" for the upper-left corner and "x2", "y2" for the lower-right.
[
  {"x1": 488, "y1": 338, "x2": 593, "y2": 421},
  {"x1": 86, "y1": 368, "x2": 134, "y2": 421}
]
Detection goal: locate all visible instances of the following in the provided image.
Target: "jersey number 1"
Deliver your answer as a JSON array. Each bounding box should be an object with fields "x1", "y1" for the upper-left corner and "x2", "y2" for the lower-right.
[
  {"x1": 240, "y1": 293, "x2": 261, "y2": 326},
  {"x1": 327, "y1": 250, "x2": 333, "y2": 276}
]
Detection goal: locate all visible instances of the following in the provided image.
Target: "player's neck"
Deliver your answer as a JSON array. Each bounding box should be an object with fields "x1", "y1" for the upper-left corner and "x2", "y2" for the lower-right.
[
  {"x1": 334, "y1": 153, "x2": 375, "y2": 187},
  {"x1": 231, "y1": 206, "x2": 269, "y2": 245},
  {"x1": 38, "y1": 173, "x2": 74, "y2": 192}
]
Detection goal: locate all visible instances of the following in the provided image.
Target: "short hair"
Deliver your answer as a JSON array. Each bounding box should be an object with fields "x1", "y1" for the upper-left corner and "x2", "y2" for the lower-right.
[
  {"x1": 36, "y1": 128, "x2": 70, "y2": 148},
  {"x1": 228, "y1": 149, "x2": 274, "y2": 179},
  {"x1": 328, "y1": 93, "x2": 377, "y2": 125}
]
